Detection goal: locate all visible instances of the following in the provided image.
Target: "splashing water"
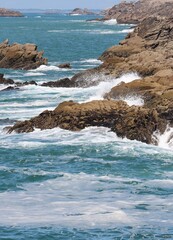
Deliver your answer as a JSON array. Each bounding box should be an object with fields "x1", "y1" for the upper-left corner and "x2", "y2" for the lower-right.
[{"x1": 152, "y1": 125, "x2": 173, "y2": 149}]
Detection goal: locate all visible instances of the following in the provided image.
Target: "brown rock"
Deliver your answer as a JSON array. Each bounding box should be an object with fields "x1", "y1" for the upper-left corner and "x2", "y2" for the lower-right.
[
  {"x1": 58, "y1": 63, "x2": 71, "y2": 69},
  {"x1": 7, "y1": 100, "x2": 166, "y2": 144},
  {"x1": 0, "y1": 40, "x2": 47, "y2": 70},
  {"x1": 41, "y1": 78, "x2": 75, "y2": 88}
]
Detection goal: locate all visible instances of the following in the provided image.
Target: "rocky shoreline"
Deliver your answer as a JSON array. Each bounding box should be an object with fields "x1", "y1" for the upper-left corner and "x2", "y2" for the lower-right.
[{"x1": 3, "y1": 7, "x2": 173, "y2": 145}]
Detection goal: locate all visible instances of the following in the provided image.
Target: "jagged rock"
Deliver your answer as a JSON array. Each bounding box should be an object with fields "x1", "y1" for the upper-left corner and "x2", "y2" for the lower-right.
[
  {"x1": 0, "y1": 40, "x2": 47, "y2": 70},
  {"x1": 0, "y1": 8, "x2": 23, "y2": 17},
  {"x1": 58, "y1": 63, "x2": 71, "y2": 69},
  {"x1": 0, "y1": 73, "x2": 14, "y2": 85},
  {"x1": 7, "y1": 100, "x2": 166, "y2": 144}
]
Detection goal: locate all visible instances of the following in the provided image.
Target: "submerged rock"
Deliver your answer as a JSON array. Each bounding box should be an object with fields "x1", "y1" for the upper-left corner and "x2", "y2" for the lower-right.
[{"x1": 0, "y1": 40, "x2": 47, "y2": 70}]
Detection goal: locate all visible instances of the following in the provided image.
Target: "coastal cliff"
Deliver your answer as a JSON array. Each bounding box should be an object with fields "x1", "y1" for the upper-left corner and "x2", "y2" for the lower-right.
[
  {"x1": 0, "y1": 40, "x2": 47, "y2": 70},
  {"x1": 0, "y1": 8, "x2": 23, "y2": 17},
  {"x1": 6, "y1": 15, "x2": 173, "y2": 145},
  {"x1": 101, "y1": 0, "x2": 173, "y2": 24}
]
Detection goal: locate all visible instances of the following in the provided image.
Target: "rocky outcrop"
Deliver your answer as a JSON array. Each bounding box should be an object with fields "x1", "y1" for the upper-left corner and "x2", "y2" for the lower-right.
[
  {"x1": 99, "y1": 17, "x2": 173, "y2": 77},
  {"x1": 101, "y1": 0, "x2": 173, "y2": 24},
  {"x1": 7, "y1": 100, "x2": 166, "y2": 144},
  {"x1": 69, "y1": 8, "x2": 95, "y2": 15},
  {"x1": 0, "y1": 39, "x2": 47, "y2": 70},
  {"x1": 0, "y1": 8, "x2": 23, "y2": 17}
]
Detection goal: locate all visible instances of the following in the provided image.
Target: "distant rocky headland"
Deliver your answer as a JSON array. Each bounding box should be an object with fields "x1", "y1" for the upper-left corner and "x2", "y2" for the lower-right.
[
  {"x1": 0, "y1": 39, "x2": 47, "y2": 70},
  {"x1": 0, "y1": 8, "x2": 23, "y2": 17},
  {"x1": 69, "y1": 8, "x2": 96, "y2": 15},
  {"x1": 100, "y1": 0, "x2": 173, "y2": 24}
]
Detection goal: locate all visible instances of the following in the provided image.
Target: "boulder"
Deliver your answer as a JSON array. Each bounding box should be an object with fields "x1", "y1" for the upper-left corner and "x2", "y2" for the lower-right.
[
  {"x1": 0, "y1": 40, "x2": 47, "y2": 70},
  {"x1": 41, "y1": 78, "x2": 75, "y2": 88},
  {"x1": 58, "y1": 63, "x2": 71, "y2": 69}
]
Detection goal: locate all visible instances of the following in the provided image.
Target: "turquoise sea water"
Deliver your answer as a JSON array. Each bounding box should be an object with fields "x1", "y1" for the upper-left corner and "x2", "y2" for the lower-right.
[{"x1": 0, "y1": 13, "x2": 173, "y2": 239}]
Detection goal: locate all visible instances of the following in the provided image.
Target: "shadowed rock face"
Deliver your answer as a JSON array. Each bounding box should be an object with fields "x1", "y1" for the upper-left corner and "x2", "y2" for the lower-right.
[
  {"x1": 0, "y1": 40, "x2": 47, "y2": 70},
  {"x1": 101, "y1": 0, "x2": 173, "y2": 24},
  {"x1": 7, "y1": 100, "x2": 166, "y2": 144}
]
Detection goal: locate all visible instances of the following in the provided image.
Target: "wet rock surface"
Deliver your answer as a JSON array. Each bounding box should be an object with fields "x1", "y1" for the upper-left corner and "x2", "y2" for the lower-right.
[{"x1": 7, "y1": 100, "x2": 167, "y2": 144}]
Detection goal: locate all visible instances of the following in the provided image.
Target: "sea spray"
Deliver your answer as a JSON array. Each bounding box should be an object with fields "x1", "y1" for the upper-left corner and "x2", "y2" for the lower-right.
[
  {"x1": 84, "y1": 72, "x2": 141, "y2": 103},
  {"x1": 152, "y1": 125, "x2": 173, "y2": 149}
]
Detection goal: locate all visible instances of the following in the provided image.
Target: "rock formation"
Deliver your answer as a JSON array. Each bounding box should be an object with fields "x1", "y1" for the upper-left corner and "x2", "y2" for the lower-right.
[
  {"x1": 7, "y1": 100, "x2": 166, "y2": 144},
  {"x1": 101, "y1": 0, "x2": 173, "y2": 24},
  {"x1": 0, "y1": 8, "x2": 23, "y2": 17},
  {"x1": 0, "y1": 39, "x2": 47, "y2": 70},
  {"x1": 58, "y1": 63, "x2": 71, "y2": 69},
  {"x1": 69, "y1": 8, "x2": 95, "y2": 15}
]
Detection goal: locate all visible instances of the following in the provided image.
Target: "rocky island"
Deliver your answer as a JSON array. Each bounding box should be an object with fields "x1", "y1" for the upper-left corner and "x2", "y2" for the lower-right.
[
  {"x1": 69, "y1": 8, "x2": 96, "y2": 15},
  {"x1": 0, "y1": 39, "x2": 47, "y2": 70},
  {"x1": 6, "y1": 0, "x2": 173, "y2": 146},
  {"x1": 0, "y1": 8, "x2": 23, "y2": 17}
]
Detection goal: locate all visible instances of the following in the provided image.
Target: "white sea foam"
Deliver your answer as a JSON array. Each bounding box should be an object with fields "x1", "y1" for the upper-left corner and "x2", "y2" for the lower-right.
[
  {"x1": 32, "y1": 65, "x2": 60, "y2": 71},
  {"x1": 152, "y1": 126, "x2": 173, "y2": 149},
  {"x1": 85, "y1": 72, "x2": 140, "y2": 103},
  {"x1": 119, "y1": 29, "x2": 134, "y2": 33},
  {"x1": 70, "y1": 13, "x2": 81, "y2": 16},
  {"x1": 79, "y1": 58, "x2": 102, "y2": 64},
  {"x1": 24, "y1": 72, "x2": 46, "y2": 77},
  {"x1": 104, "y1": 19, "x2": 117, "y2": 25},
  {"x1": 0, "y1": 172, "x2": 137, "y2": 227},
  {"x1": 120, "y1": 95, "x2": 144, "y2": 106},
  {"x1": 0, "y1": 170, "x2": 173, "y2": 227}
]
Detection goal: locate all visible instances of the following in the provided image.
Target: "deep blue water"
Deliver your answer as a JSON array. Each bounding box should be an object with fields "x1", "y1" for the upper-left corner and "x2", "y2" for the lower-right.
[{"x1": 0, "y1": 13, "x2": 173, "y2": 239}]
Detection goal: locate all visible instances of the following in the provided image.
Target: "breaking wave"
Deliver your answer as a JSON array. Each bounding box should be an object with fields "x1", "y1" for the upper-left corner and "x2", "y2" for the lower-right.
[{"x1": 103, "y1": 19, "x2": 117, "y2": 25}]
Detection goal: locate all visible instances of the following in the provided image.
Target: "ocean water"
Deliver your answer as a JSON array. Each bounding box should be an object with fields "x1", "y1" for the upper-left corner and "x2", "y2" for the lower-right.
[{"x1": 0, "y1": 13, "x2": 173, "y2": 240}]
